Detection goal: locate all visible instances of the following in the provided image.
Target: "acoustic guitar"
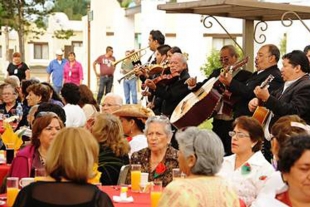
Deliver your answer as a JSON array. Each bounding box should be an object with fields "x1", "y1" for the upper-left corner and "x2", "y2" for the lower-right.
[
  {"x1": 170, "y1": 57, "x2": 248, "y2": 129},
  {"x1": 252, "y1": 74, "x2": 275, "y2": 125}
]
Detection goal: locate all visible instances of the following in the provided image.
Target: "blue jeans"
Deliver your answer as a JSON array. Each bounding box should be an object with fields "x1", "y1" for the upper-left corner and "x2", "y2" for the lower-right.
[
  {"x1": 53, "y1": 85, "x2": 62, "y2": 94},
  {"x1": 123, "y1": 78, "x2": 137, "y2": 104},
  {"x1": 97, "y1": 75, "x2": 114, "y2": 104}
]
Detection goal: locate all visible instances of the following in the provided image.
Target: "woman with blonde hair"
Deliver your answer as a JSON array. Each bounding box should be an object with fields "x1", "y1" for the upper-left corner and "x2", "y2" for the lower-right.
[
  {"x1": 13, "y1": 127, "x2": 114, "y2": 207},
  {"x1": 91, "y1": 113, "x2": 130, "y2": 185}
]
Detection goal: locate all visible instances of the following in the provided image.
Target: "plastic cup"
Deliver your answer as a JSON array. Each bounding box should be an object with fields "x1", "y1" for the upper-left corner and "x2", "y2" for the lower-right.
[
  {"x1": 139, "y1": 172, "x2": 149, "y2": 193},
  {"x1": 7, "y1": 177, "x2": 19, "y2": 207},
  {"x1": 5, "y1": 143, "x2": 15, "y2": 164},
  {"x1": 150, "y1": 180, "x2": 162, "y2": 207},
  {"x1": 130, "y1": 164, "x2": 141, "y2": 192},
  {"x1": 172, "y1": 168, "x2": 182, "y2": 180}
]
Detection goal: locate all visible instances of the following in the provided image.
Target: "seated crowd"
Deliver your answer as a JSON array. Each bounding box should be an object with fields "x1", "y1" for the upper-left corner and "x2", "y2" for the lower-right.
[{"x1": 1, "y1": 46, "x2": 310, "y2": 207}]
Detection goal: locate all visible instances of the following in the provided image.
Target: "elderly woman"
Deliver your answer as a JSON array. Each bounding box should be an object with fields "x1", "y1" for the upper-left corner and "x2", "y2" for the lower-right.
[
  {"x1": 131, "y1": 115, "x2": 178, "y2": 187},
  {"x1": 218, "y1": 116, "x2": 275, "y2": 206},
  {"x1": 13, "y1": 127, "x2": 114, "y2": 207},
  {"x1": 91, "y1": 113, "x2": 130, "y2": 185},
  {"x1": 0, "y1": 84, "x2": 19, "y2": 116},
  {"x1": 8, "y1": 113, "x2": 64, "y2": 179},
  {"x1": 159, "y1": 127, "x2": 240, "y2": 207},
  {"x1": 257, "y1": 134, "x2": 310, "y2": 207},
  {"x1": 251, "y1": 115, "x2": 309, "y2": 207},
  {"x1": 113, "y1": 104, "x2": 154, "y2": 156}
]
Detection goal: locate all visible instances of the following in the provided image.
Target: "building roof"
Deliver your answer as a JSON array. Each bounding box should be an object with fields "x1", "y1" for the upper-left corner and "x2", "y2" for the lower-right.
[{"x1": 157, "y1": 0, "x2": 310, "y2": 21}]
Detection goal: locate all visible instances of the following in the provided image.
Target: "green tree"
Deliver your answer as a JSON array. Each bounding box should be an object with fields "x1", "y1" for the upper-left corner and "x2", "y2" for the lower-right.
[
  {"x1": 53, "y1": 0, "x2": 89, "y2": 20},
  {"x1": 0, "y1": 0, "x2": 53, "y2": 60}
]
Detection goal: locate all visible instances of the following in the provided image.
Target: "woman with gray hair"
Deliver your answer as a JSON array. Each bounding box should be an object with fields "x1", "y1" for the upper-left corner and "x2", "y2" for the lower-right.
[
  {"x1": 130, "y1": 115, "x2": 178, "y2": 187},
  {"x1": 158, "y1": 127, "x2": 240, "y2": 207}
]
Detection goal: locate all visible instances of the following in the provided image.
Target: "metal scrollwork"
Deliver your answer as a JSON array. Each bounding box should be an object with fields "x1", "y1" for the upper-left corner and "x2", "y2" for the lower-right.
[
  {"x1": 201, "y1": 15, "x2": 244, "y2": 55},
  {"x1": 254, "y1": 21, "x2": 268, "y2": 44},
  {"x1": 281, "y1": 11, "x2": 310, "y2": 33}
]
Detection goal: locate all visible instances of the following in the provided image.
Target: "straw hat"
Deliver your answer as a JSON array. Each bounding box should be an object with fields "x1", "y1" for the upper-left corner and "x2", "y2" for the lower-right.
[{"x1": 112, "y1": 104, "x2": 154, "y2": 118}]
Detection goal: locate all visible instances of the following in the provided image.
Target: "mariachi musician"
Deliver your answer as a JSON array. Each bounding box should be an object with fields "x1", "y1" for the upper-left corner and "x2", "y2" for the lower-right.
[
  {"x1": 141, "y1": 44, "x2": 171, "y2": 114},
  {"x1": 187, "y1": 45, "x2": 252, "y2": 156},
  {"x1": 219, "y1": 44, "x2": 283, "y2": 161}
]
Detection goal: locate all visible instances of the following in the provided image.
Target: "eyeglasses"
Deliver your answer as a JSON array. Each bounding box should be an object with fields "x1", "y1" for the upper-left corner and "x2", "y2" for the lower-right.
[
  {"x1": 228, "y1": 131, "x2": 250, "y2": 139},
  {"x1": 101, "y1": 103, "x2": 120, "y2": 107},
  {"x1": 35, "y1": 111, "x2": 58, "y2": 118},
  {"x1": 2, "y1": 93, "x2": 16, "y2": 96}
]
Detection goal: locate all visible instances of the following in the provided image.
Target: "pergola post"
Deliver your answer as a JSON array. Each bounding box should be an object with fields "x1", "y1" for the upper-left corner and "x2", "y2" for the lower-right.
[{"x1": 243, "y1": 19, "x2": 255, "y2": 72}]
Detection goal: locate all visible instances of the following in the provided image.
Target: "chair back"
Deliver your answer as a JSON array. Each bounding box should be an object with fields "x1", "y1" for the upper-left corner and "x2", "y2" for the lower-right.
[{"x1": 117, "y1": 164, "x2": 130, "y2": 185}]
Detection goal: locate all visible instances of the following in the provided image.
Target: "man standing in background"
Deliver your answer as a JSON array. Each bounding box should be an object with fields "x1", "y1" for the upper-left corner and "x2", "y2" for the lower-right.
[
  {"x1": 93, "y1": 46, "x2": 116, "y2": 104},
  {"x1": 121, "y1": 50, "x2": 137, "y2": 104},
  {"x1": 46, "y1": 49, "x2": 67, "y2": 94}
]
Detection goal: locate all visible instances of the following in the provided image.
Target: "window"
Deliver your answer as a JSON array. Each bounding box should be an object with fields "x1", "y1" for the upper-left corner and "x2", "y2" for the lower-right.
[
  {"x1": 212, "y1": 38, "x2": 235, "y2": 51},
  {"x1": 34, "y1": 43, "x2": 49, "y2": 59}
]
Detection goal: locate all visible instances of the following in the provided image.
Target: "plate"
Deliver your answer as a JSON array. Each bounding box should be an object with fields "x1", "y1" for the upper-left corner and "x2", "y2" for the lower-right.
[{"x1": 0, "y1": 201, "x2": 5, "y2": 205}]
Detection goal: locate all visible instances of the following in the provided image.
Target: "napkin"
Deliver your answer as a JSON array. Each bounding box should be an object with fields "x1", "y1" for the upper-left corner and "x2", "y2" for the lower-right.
[
  {"x1": 1, "y1": 122, "x2": 23, "y2": 150},
  {"x1": 88, "y1": 163, "x2": 102, "y2": 184},
  {"x1": 112, "y1": 196, "x2": 134, "y2": 203}
]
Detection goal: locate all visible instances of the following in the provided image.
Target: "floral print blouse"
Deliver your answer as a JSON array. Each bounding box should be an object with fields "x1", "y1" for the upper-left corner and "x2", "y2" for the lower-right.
[{"x1": 131, "y1": 146, "x2": 178, "y2": 187}]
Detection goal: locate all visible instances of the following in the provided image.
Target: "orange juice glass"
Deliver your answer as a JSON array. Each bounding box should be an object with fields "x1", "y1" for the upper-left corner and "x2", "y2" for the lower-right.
[
  {"x1": 130, "y1": 164, "x2": 141, "y2": 192},
  {"x1": 150, "y1": 180, "x2": 162, "y2": 207},
  {"x1": 7, "y1": 177, "x2": 19, "y2": 207}
]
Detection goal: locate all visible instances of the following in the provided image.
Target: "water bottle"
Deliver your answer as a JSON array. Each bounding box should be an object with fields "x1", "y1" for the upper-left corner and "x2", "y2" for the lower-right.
[{"x1": 16, "y1": 102, "x2": 23, "y2": 121}]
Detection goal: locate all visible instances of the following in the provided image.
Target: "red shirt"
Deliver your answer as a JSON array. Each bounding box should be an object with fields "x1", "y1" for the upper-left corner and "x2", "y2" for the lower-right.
[
  {"x1": 276, "y1": 191, "x2": 292, "y2": 206},
  {"x1": 95, "y1": 55, "x2": 115, "y2": 76}
]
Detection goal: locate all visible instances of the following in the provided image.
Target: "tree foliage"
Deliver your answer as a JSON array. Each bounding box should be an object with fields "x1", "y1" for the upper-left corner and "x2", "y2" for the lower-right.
[
  {"x1": 0, "y1": 0, "x2": 53, "y2": 59},
  {"x1": 53, "y1": 0, "x2": 89, "y2": 20}
]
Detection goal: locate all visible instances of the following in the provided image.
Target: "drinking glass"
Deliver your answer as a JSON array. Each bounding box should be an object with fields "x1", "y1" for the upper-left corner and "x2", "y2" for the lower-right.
[
  {"x1": 139, "y1": 172, "x2": 149, "y2": 193},
  {"x1": 150, "y1": 180, "x2": 163, "y2": 207},
  {"x1": 7, "y1": 177, "x2": 19, "y2": 207},
  {"x1": 130, "y1": 164, "x2": 141, "y2": 192},
  {"x1": 5, "y1": 143, "x2": 15, "y2": 164}
]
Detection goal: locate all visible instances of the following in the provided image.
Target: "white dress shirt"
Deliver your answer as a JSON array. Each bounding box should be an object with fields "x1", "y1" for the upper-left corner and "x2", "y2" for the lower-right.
[
  {"x1": 218, "y1": 151, "x2": 275, "y2": 206},
  {"x1": 251, "y1": 171, "x2": 288, "y2": 207}
]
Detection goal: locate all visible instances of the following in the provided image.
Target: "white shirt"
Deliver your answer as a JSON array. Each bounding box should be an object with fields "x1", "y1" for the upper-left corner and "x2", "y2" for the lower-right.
[
  {"x1": 218, "y1": 151, "x2": 275, "y2": 207},
  {"x1": 129, "y1": 134, "x2": 147, "y2": 157},
  {"x1": 63, "y1": 104, "x2": 86, "y2": 127},
  {"x1": 251, "y1": 171, "x2": 288, "y2": 207}
]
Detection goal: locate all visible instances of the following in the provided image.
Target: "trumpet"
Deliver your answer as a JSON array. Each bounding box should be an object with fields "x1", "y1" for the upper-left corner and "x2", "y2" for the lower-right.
[
  {"x1": 112, "y1": 46, "x2": 149, "y2": 67},
  {"x1": 118, "y1": 68, "x2": 139, "y2": 83}
]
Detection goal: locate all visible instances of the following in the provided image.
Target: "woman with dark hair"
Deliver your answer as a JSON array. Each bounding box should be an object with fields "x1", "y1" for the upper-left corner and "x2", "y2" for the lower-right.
[
  {"x1": 41, "y1": 82, "x2": 64, "y2": 107},
  {"x1": 252, "y1": 115, "x2": 309, "y2": 207},
  {"x1": 91, "y1": 113, "x2": 130, "y2": 185},
  {"x1": 63, "y1": 51, "x2": 83, "y2": 85},
  {"x1": 218, "y1": 116, "x2": 274, "y2": 206},
  {"x1": 8, "y1": 113, "x2": 64, "y2": 179},
  {"x1": 78, "y1": 84, "x2": 99, "y2": 122},
  {"x1": 112, "y1": 104, "x2": 154, "y2": 156},
  {"x1": 7, "y1": 52, "x2": 30, "y2": 81},
  {"x1": 26, "y1": 83, "x2": 50, "y2": 107},
  {"x1": 273, "y1": 134, "x2": 310, "y2": 207},
  {"x1": 61, "y1": 83, "x2": 86, "y2": 127}
]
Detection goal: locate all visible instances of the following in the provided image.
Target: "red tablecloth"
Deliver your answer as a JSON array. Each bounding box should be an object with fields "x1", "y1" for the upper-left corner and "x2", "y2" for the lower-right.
[
  {"x1": 0, "y1": 185, "x2": 151, "y2": 207},
  {"x1": 0, "y1": 165, "x2": 10, "y2": 186},
  {"x1": 100, "y1": 186, "x2": 150, "y2": 207}
]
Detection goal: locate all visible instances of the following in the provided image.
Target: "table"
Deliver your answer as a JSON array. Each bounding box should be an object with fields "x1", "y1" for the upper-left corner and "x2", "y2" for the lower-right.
[
  {"x1": 0, "y1": 165, "x2": 10, "y2": 187},
  {"x1": 100, "y1": 186, "x2": 151, "y2": 207}
]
